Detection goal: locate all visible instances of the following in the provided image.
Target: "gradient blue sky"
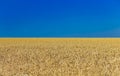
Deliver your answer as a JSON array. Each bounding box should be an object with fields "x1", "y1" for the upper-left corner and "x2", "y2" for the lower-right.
[{"x1": 0, "y1": 0, "x2": 120, "y2": 37}]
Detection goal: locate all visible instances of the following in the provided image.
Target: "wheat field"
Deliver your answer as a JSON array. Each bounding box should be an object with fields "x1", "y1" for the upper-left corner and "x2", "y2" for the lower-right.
[{"x1": 0, "y1": 38, "x2": 120, "y2": 76}]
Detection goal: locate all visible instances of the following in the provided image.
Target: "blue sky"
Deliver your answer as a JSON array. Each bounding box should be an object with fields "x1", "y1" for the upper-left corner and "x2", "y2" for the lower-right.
[{"x1": 0, "y1": 0, "x2": 120, "y2": 37}]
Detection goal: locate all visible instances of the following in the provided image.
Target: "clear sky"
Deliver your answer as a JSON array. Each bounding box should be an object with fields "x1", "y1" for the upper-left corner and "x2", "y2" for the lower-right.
[{"x1": 0, "y1": 0, "x2": 120, "y2": 37}]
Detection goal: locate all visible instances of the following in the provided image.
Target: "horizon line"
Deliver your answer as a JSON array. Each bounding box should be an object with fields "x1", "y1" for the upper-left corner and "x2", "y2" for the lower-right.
[{"x1": 0, "y1": 37, "x2": 120, "y2": 38}]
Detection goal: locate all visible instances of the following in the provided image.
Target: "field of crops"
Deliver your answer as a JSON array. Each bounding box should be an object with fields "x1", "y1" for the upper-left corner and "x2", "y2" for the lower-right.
[{"x1": 0, "y1": 38, "x2": 120, "y2": 76}]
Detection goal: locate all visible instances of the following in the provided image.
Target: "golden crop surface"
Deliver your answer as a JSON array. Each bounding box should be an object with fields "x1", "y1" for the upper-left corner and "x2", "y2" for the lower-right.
[{"x1": 0, "y1": 38, "x2": 120, "y2": 76}]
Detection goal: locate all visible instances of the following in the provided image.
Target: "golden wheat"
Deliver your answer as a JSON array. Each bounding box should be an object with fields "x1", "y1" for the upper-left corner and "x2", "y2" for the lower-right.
[{"x1": 0, "y1": 38, "x2": 120, "y2": 76}]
